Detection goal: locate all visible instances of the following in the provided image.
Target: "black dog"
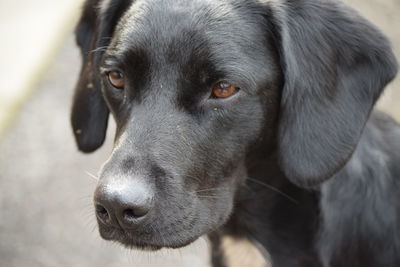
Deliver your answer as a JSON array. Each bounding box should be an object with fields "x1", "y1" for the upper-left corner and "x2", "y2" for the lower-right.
[{"x1": 71, "y1": 0, "x2": 399, "y2": 266}]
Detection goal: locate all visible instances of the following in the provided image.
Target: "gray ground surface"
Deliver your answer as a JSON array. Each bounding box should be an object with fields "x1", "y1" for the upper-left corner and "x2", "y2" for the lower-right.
[
  {"x1": 0, "y1": 1, "x2": 399, "y2": 267},
  {"x1": 0, "y1": 36, "x2": 209, "y2": 267}
]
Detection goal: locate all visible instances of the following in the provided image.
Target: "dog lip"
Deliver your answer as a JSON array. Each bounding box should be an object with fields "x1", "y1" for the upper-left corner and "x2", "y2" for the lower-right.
[
  {"x1": 97, "y1": 224, "x2": 123, "y2": 240},
  {"x1": 97, "y1": 223, "x2": 160, "y2": 247},
  {"x1": 97, "y1": 223, "x2": 200, "y2": 250},
  {"x1": 98, "y1": 225, "x2": 161, "y2": 249}
]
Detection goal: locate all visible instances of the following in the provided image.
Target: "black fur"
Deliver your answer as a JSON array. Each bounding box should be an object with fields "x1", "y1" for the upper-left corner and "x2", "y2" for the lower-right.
[{"x1": 71, "y1": 0, "x2": 399, "y2": 266}]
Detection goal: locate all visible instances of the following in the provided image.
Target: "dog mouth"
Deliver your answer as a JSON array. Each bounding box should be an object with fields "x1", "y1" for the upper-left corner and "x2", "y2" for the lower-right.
[
  {"x1": 99, "y1": 225, "x2": 163, "y2": 250},
  {"x1": 98, "y1": 223, "x2": 198, "y2": 250}
]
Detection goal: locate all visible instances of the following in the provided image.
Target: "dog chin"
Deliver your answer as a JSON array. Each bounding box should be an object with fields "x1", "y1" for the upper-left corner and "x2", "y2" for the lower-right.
[
  {"x1": 118, "y1": 239, "x2": 197, "y2": 251},
  {"x1": 120, "y1": 242, "x2": 163, "y2": 251}
]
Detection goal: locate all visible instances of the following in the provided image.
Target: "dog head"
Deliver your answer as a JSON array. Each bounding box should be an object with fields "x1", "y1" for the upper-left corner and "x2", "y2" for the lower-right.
[{"x1": 71, "y1": 0, "x2": 397, "y2": 249}]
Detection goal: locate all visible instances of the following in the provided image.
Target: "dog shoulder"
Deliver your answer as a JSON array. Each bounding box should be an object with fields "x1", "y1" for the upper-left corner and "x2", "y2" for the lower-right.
[{"x1": 318, "y1": 111, "x2": 400, "y2": 266}]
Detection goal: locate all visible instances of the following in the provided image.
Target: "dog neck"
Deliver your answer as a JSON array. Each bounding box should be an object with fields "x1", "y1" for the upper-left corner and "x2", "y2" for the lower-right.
[{"x1": 210, "y1": 151, "x2": 322, "y2": 267}]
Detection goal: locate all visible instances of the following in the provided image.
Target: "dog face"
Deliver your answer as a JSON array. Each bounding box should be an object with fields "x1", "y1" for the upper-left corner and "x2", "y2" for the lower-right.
[
  {"x1": 71, "y1": 0, "x2": 397, "y2": 250},
  {"x1": 91, "y1": 0, "x2": 282, "y2": 249}
]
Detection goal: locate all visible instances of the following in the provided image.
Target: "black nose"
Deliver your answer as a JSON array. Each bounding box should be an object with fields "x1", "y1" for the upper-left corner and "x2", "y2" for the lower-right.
[{"x1": 94, "y1": 178, "x2": 154, "y2": 229}]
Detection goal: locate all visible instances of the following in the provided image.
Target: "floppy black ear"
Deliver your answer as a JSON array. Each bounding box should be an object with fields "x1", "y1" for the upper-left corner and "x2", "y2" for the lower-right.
[
  {"x1": 268, "y1": 0, "x2": 398, "y2": 186},
  {"x1": 71, "y1": 0, "x2": 133, "y2": 152},
  {"x1": 72, "y1": 0, "x2": 108, "y2": 153}
]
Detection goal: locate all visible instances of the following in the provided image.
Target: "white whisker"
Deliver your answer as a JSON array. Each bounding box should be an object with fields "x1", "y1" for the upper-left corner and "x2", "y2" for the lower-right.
[
  {"x1": 247, "y1": 178, "x2": 299, "y2": 204},
  {"x1": 85, "y1": 171, "x2": 99, "y2": 181}
]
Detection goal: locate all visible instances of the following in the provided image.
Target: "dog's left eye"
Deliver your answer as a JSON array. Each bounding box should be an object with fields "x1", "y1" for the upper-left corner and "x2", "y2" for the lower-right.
[
  {"x1": 211, "y1": 81, "x2": 239, "y2": 99},
  {"x1": 107, "y1": 71, "x2": 125, "y2": 89}
]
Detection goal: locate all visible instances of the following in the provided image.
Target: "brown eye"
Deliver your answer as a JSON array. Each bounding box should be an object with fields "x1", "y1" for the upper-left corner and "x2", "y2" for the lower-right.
[
  {"x1": 211, "y1": 81, "x2": 239, "y2": 99},
  {"x1": 107, "y1": 71, "x2": 125, "y2": 89}
]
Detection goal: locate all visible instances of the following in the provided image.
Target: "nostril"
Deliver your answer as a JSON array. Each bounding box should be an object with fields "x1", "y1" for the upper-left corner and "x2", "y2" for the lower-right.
[
  {"x1": 123, "y1": 209, "x2": 136, "y2": 221},
  {"x1": 96, "y1": 204, "x2": 109, "y2": 221},
  {"x1": 123, "y1": 207, "x2": 149, "y2": 221}
]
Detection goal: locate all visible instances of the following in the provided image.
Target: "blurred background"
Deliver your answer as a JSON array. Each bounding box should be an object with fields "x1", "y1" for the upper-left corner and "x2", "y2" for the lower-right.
[{"x1": 0, "y1": 0, "x2": 398, "y2": 266}]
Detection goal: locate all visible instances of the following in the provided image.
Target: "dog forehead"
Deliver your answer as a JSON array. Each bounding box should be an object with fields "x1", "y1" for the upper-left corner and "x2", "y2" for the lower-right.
[
  {"x1": 119, "y1": 0, "x2": 236, "y2": 28},
  {"x1": 109, "y1": 0, "x2": 266, "y2": 53}
]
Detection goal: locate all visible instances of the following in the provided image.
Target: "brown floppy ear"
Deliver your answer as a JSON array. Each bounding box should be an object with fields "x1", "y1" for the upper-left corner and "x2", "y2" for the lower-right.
[
  {"x1": 71, "y1": 0, "x2": 133, "y2": 152},
  {"x1": 268, "y1": 0, "x2": 398, "y2": 186}
]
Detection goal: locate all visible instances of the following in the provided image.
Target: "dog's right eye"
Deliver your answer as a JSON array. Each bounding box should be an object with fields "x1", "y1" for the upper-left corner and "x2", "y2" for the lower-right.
[{"x1": 107, "y1": 71, "x2": 125, "y2": 89}]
